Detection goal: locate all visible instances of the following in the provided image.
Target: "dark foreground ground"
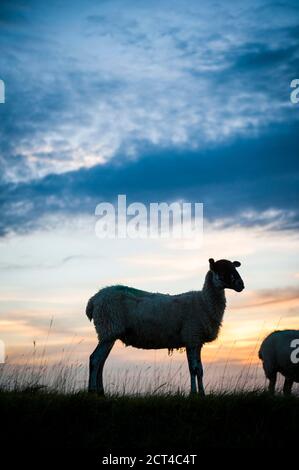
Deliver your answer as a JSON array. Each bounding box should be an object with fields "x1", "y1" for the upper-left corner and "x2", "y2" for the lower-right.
[{"x1": 0, "y1": 390, "x2": 298, "y2": 450}]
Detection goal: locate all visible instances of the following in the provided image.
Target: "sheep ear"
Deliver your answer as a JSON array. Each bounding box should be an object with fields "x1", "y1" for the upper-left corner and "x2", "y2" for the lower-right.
[
  {"x1": 209, "y1": 258, "x2": 215, "y2": 271},
  {"x1": 233, "y1": 261, "x2": 241, "y2": 267}
]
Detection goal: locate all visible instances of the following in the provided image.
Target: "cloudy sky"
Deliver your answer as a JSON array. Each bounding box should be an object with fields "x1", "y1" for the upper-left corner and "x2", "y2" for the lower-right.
[{"x1": 0, "y1": 0, "x2": 298, "y2": 391}]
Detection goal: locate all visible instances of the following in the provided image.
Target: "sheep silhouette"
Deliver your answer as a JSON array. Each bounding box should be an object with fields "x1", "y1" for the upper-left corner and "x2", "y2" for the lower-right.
[
  {"x1": 86, "y1": 258, "x2": 244, "y2": 395},
  {"x1": 259, "y1": 330, "x2": 299, "y2": 395}
]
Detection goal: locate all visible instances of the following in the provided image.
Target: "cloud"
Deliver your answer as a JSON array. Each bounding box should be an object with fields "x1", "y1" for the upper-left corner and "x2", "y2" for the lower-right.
[
  {"x1": 0, "y1": 121, "x2": 298, "y2": 236},
  {"x1": 0, "y1": 1, "x2": 298, "y2": 235},
  {"x1": 233, "y1": 287, "x2": 299, "y2": 310},
  {"x1": 0, "y1": 254, "x2": 104, "y2": 271},
  {"x1": 0, "y1": 0, "x2": 298, "y2": 184}
]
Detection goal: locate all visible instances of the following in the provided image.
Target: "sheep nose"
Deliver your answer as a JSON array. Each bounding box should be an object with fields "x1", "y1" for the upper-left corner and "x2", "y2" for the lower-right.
[{"x1": 235, "y1": 280, "x2": 244, "y2": 292}]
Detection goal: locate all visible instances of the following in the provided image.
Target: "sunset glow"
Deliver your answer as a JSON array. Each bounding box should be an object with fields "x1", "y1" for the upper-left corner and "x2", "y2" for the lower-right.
[{"x1": 0, "y1": 0, "x2": 298, "y2": 394}]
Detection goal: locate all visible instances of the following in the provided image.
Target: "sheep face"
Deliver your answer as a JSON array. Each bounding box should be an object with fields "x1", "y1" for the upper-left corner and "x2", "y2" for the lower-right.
[{"x1": 209, "y1": 258, "x2": 244, "y2": 292}]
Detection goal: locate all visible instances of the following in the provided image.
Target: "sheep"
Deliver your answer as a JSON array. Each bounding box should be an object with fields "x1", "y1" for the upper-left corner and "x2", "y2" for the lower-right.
[
  {"x1": 86, "y1": 258, "x2": 244, "y2": 396},
  {"x1": 259, "y1": 330, "x2": 299, "y2": 395}
]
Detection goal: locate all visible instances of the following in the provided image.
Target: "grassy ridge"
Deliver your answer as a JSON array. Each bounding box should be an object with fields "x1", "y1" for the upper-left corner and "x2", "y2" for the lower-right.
[{"x1": 0, "y1": 390, "x2": 298, "y2": 449}]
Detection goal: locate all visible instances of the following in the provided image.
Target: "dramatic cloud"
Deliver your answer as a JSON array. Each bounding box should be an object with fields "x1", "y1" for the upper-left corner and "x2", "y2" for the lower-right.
[
  {"x1": 1, "y1": 122, "x2": 298, "y2": 236},
  {"x1": 1, "y1": 0, "x2": 298, "y2": 183}
]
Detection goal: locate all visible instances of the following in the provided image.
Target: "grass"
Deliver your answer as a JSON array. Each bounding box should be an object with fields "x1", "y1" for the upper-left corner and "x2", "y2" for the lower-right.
[
  {"x1": 1, "y1": 338, "x2": 298, "y2": 450},
  {"x1": 0, "y1": 389, "x2": 298, "y2": 449}
]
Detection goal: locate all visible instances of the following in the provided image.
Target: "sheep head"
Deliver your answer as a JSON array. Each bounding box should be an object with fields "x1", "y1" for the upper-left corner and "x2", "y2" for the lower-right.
[{"x1": 209, "y1": 258, "x2": 244, "y2": 292}]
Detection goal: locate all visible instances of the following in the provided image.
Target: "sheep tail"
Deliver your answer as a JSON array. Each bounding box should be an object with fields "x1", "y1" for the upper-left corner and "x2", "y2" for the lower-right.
[{"x1": 86, "y1": 297, "x2": 94, "y2": 321}]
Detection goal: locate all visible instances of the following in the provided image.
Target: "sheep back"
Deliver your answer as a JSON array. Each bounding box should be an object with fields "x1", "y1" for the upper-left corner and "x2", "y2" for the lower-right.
[{"x1": 87, "y1": 285, "x2": 213, "y2": 349}]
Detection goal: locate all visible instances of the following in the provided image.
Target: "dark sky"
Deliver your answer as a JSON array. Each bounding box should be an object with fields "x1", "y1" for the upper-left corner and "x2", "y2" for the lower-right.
[{"x1": 0, "y1": 0, "x2": 299, "y2": 235}]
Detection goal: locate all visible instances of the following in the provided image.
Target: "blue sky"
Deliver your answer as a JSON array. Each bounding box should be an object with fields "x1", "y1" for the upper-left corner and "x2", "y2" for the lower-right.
[
  {"x1": 1, "y1": 0, "x2": 298, "y2": 233},
  {"x1": 0, "y1": 0, "x2": 299, "y2": 389}
]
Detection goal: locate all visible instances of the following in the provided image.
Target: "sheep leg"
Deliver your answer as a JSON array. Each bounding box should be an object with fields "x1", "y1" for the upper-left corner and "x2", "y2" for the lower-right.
[
  {"x1": 187, "y1": 347, "x2": 204, "y2": 395},
  {"x1": 88, "y1": 344, "x2": 100, "y2": 393},
  {"x1": 96, "y1": 341, "x2": 115, "y2": 395},
  {"x1": 88, "y1": 341, "x2": 114, "y2": 395},
  {"x1": 283, "y1": 377, "x2": 293, "y2": 396},
  {"x1": 268, "y1": 372, "x2": 277, "y2": 394},
  {"x1": 196, "y1": 346, "x2": 205, "y2": 396},
  {"x1": 186, "y1": 347, "x2": 197, "y2": 394}
]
